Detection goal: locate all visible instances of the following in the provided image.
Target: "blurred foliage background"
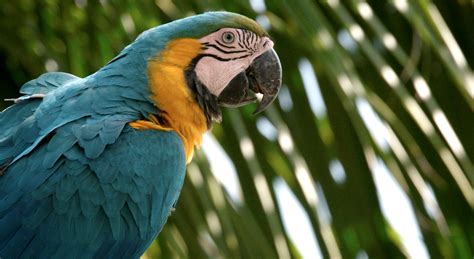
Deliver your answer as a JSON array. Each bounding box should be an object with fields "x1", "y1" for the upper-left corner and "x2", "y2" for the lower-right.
[{"x1": 1, "y1": 0, "x2": 473, "y2": 258}]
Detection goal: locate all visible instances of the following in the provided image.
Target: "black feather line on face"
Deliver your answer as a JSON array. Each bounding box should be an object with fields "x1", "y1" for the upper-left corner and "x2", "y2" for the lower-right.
[
  {"x1": 245, "y1": 31, "x2": 251, "y2": 48},
  {"x1": 236, "y1": 30, "x2": 245, "y2": 48},
  {"x1": 197, "y1": 53, "x2": 252, "y2": 62},
  {"x1": 215, "y1": 40, "x2": 236, "y2": 49},
  {"x1": 184, "y1": 56, "x2": 222, "y2": 128},
  {"x1": 250, "y1": 32, "x2": 256, "y2": 47},
  {"x1": 204, "y1": 43, "x2": 248, "y2": 54}
]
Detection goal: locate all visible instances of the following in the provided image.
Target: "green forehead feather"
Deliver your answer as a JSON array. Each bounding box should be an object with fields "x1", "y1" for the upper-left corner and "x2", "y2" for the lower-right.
[
  {"x1": 224, "y1": 13, "x2": 269, "y2": 37},
  {"x1": 189, "y1": 11, "x2": 268, "y2": 37}
]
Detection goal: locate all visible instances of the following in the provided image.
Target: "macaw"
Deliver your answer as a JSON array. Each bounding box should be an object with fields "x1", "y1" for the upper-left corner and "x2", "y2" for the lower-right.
[{"x1": 0, "y1": 11, "x2": 281, "y2": 258}]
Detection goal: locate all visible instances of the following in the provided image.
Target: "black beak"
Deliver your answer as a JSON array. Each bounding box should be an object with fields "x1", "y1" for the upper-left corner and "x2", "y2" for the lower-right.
[{"x1": 217, "y1": 48, "x2": 282, "y2": 114}]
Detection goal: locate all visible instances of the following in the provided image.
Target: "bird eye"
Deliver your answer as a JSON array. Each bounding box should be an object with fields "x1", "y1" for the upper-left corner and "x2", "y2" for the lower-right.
[{"x1": 221, "y1": 32, "x2": 235, "y2": 44}]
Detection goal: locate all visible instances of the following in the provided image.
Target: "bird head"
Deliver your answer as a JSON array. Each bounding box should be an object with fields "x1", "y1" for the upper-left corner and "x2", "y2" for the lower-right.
[
  {"x1": 130, "y1": 12, "x2": 281, "y2": 127},
  {"x1": 186, "y1": 16, "x2": 281, "y2": 117}
]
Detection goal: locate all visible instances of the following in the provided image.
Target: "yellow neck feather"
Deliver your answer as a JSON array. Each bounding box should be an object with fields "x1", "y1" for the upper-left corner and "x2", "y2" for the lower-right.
[{"x1": 131, "y1": 38, "x2": 207, "y2": 163}]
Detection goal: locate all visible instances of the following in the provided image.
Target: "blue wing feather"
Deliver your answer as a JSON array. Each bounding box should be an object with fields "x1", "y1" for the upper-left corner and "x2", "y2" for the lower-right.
[
  {"x1": 19, "y1": 72, "x2": 79, "y2": 95},
  {"x1": 0, "y1": 124, "x2": 186, "y2": 258}
]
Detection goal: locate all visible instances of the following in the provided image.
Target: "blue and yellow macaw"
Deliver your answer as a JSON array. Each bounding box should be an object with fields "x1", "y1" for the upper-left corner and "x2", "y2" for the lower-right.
[{"x1": 0, "y1": 12, "x2": 281, "y2": 258}]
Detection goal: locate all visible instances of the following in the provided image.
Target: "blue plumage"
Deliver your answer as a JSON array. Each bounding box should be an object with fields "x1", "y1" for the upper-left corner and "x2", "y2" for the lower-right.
[{"x1": 0, "y1": 118, "x2": 185, "y2": 257}]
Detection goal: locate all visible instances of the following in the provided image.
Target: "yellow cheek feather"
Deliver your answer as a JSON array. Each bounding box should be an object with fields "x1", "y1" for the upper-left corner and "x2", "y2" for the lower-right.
[{"x1": 130, "y1": 38, "x2": 207, "y2": 163}]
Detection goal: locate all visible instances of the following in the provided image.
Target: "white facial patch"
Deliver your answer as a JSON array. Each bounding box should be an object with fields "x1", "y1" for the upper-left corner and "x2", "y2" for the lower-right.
[{"x1": 195, "y1": 28, "x2": 274, "y2": 96}]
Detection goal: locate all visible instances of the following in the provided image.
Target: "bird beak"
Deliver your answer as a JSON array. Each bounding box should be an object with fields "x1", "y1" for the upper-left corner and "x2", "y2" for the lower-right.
[{"x1": 217, "y1": 48, "x2": 282, "y2": 114}]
